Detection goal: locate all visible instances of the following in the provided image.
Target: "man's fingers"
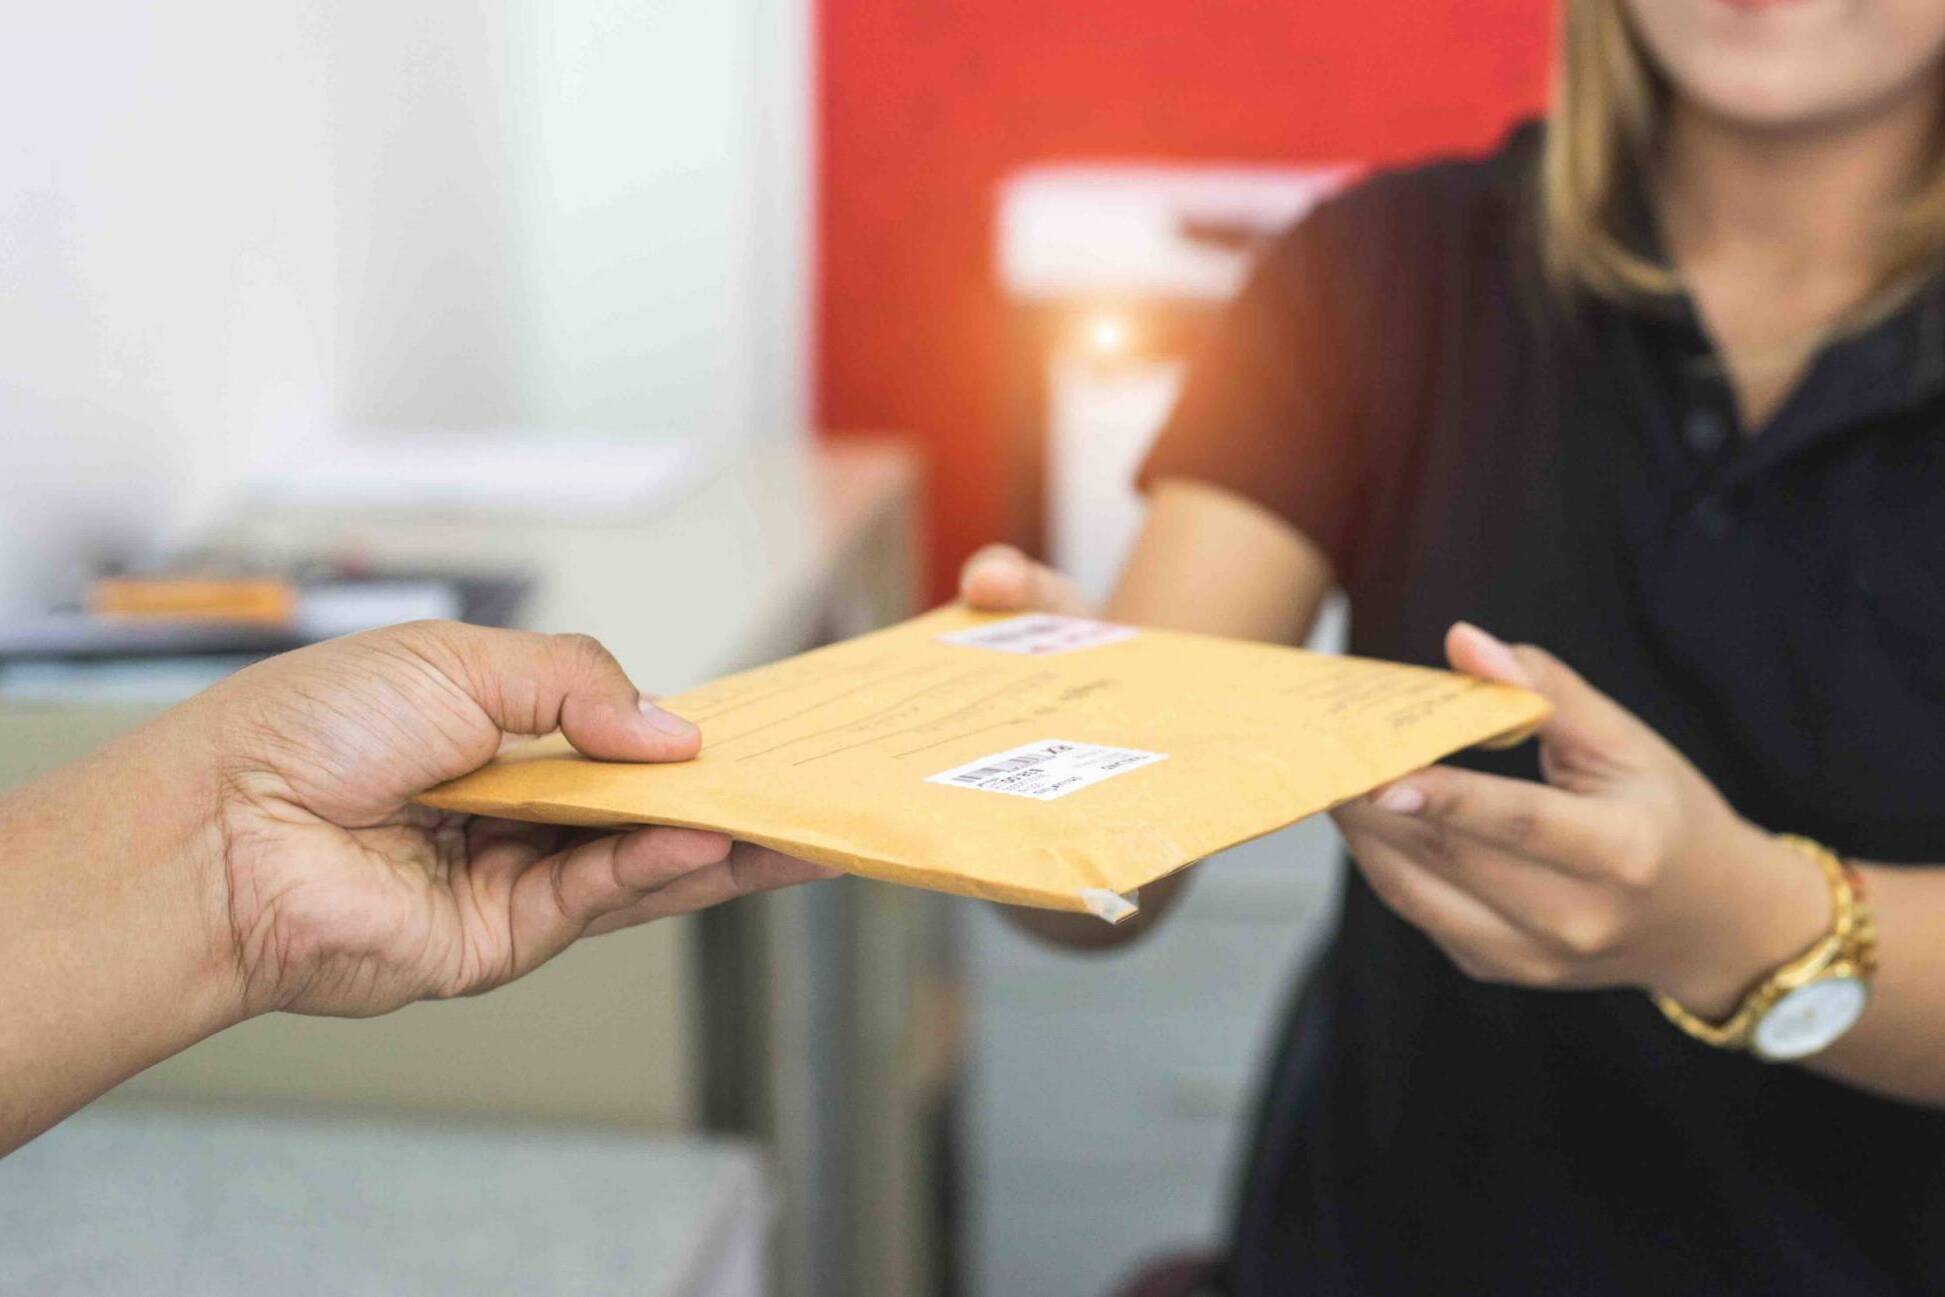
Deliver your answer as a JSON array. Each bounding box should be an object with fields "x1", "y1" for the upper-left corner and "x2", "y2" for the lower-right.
[
  {"x1": 465, "y1": 815, "x2": 561, "y2": 860},
  {"x1": 583, "y1": 844, "x2": 840, "y2": 936},
  {"x1": 959, "y1": 544, "x2": 1090, "y2": 615},
  {"x1": 503, "y1": 825, "x2": 732, "y2": 973},
  {"x1": 484, "y1": 831, "x2": 831, "y2": 982}
]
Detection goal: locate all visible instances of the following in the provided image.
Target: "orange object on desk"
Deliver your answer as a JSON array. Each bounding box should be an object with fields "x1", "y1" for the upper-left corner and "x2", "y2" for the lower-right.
[{"x1": 90, "y1": 577, "x2": 296, "y2": 624}]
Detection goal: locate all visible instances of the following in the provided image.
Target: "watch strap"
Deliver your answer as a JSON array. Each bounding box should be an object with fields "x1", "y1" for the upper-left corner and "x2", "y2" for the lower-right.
[{"x1": 1650, "y1": 834, "x2": 1870, "y2": 1054}]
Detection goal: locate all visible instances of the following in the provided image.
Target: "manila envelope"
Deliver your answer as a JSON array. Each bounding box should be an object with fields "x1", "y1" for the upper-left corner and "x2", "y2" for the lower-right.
[{"x1": 420, "y1": 607, "x2": 1548, "y2": 920}]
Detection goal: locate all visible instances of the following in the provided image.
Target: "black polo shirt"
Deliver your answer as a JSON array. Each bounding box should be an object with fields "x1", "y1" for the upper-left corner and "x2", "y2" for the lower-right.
[{"x1": 1141, "y1": 123, "x2": 1945, "y2": 1295}]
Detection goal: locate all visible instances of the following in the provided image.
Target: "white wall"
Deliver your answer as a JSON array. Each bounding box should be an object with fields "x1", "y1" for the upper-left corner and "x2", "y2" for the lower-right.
[{"x1": 0, "y1": 0, "x2": 811, "y2": 614}]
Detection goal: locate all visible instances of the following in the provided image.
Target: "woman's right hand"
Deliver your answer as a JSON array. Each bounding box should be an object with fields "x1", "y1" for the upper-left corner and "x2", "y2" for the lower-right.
[
  {"x1": 955, "y1": 493, "x2": 1334, "y2": 949},
  {"x1": 958, "y1": 542, "x2": 1180, "y2": 948},
  {"x1": 958, "y1": 543, "x2": 1094, "y2": 617}
]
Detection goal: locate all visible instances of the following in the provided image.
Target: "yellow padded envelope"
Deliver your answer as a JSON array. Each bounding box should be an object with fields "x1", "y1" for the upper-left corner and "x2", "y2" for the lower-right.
[{"x1": 420, "y1": 607, "x2": 1548, "y2": 920}]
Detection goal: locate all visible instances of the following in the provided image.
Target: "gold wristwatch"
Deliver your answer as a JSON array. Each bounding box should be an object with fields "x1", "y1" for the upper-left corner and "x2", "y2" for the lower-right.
[{"x1": 1651, "y1": 834, "x2": 1877, "y2": 1062}]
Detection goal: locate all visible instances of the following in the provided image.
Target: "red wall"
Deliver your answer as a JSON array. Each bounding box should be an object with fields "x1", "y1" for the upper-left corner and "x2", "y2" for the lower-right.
[{"x1": 817, "y1": 0, "x2": 1554, "y2": 600}]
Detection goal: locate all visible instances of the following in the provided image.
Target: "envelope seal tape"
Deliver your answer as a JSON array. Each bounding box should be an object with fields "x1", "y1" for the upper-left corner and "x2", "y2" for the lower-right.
[{"x1": 1079, "y1": 888, "x2": 1138, "y2": 924}]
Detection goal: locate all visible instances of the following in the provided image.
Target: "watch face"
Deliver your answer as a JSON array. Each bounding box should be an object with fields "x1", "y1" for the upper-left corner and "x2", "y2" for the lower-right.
[{"x1": 1751, "y1": 978, "x2": 1869, "y2": 1061}]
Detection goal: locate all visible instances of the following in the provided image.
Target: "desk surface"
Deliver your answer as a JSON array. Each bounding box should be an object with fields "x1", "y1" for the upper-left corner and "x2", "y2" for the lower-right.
[{"x1": 1, "y1": 1106, "x2": 768, "y2": 1297}]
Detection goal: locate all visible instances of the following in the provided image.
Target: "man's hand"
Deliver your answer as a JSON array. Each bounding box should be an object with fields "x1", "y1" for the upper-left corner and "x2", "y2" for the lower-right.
[
  {"x1": 1333, "y1": 623, "x2": 1830, "y2": 1019},
  {"x1": 0, "y1": 618, "x2": 835, "y2": 1154},
  {"x1": 190, "y1": 621, "x2": 834, "y2": 1019}
]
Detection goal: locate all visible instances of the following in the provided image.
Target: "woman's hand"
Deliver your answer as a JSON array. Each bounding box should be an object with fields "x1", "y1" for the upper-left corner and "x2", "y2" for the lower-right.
[
  {"x1": 959, "y1": 543, "x2": 1094, "y2": 616},
  {"x1": 1333, "y1": 623, "x2": 1831, "y2": 1018},
  {"x1": 194, "y1": 621, "x2": 835, "y2": 1019}
]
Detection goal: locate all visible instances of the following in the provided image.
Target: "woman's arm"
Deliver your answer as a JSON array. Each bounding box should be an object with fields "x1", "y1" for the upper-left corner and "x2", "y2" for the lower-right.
[
  {"x1": 963, "y1": 476, "x2": 1337, "y2": 949},
  {"x1": 1814, "y1": 866, "x2": 1945, "y2": 1105},
  {"x1": 1335, "y1": 622, "x2": 1945, "y2": 1108},
  {"x1": 1102, "y1": 477, "x2": 1334, "y2": 642}
]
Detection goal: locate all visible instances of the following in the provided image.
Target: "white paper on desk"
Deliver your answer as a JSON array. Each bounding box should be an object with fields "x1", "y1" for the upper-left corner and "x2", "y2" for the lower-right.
[{"x1": 247, "y1": 430, "x2": 715, "y2": 519}]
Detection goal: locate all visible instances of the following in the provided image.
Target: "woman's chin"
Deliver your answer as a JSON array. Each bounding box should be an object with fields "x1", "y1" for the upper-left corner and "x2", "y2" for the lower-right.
[{"x1": 1674, "y1": 62, "x2": 1941, "y2": 140}]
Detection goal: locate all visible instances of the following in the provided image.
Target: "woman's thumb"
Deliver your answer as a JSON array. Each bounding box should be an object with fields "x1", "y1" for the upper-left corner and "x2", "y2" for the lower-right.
[
  {"x1": 960, "y1": 544, "x2": 1089, "y2": 614},
  {"x1": 1446, "y1": 622, "x2": 1643, "y2": 763}
]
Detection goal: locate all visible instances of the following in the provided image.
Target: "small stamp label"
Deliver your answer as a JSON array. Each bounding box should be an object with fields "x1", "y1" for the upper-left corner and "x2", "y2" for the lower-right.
[
  {"x1": 939, "y1": 614, "x2": 1137, "y2": 656},
  {"x1": 926, "y1": 739, "x2": 1166, "y2": 801}
]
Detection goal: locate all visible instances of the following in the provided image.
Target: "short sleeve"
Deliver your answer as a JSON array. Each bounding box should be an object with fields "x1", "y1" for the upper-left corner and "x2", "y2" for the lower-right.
[{"x1": 1137, "y1": 192, "x2": 1391, "y2": 581}]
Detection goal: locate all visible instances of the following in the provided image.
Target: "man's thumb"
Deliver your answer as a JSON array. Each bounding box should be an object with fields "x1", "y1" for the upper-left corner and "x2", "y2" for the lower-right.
[{"x1": 420, "y1": 623, "x2": 702, "y2": 764}]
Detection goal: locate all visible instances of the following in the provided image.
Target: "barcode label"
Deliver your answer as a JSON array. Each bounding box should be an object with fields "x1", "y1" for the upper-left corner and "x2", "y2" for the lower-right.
[
  {"x1": 939, "y1": 614, "x2": 1137, "y2": 656},
  {"x1": 927, "y1": 739, "x2": 1166, "y2": 801}
]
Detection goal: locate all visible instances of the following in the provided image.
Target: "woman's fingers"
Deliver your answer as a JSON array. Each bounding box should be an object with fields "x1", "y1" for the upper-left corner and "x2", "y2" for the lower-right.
[
  {"x1": 1335, "y1": 817, "x2": 1552, "y2": 984},
  {"x1": 959, "y1": 544, "x2": 1092, "y2": 615},
  {"x1": 464, "y1": 815, "x2": 562, "y2": 862},
  {"x1": 1342, "y1": 800, "x2": 1629, "y2": 964},
  {"x1": 1367, "y1": 766, "x2": 1643, "y2": 883}
]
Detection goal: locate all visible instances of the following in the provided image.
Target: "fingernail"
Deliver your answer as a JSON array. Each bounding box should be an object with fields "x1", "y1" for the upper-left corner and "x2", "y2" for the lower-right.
[
  {"x1": 639, "y1": 697, "x2": 698, "y2": 738},
  {"x1": 1454, "y1": 622, "x2": 1532, "y2": 686},
  {"x1": 1374, "y1": 783, "x2": 1426, "y2": 815},
  {"x1": 973, "y1": 555, "x2": 1015, "y2": 578}
]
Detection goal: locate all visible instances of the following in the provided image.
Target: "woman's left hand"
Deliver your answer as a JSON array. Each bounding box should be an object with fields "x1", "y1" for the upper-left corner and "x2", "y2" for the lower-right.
[{"x1": 1333, "y1": 624, "x2": 1830, "y2": 1019}]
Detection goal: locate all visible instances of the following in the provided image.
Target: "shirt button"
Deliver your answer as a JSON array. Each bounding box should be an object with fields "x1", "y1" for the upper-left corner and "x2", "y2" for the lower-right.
[{"x1": 1683, "y1": 407, "x2": 1729, "y2": 456}]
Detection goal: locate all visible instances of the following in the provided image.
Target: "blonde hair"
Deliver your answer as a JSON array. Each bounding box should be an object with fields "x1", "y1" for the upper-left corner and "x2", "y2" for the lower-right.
[{"x1": 1540, "y1": 0, "x2": 1945, "y2": 313}]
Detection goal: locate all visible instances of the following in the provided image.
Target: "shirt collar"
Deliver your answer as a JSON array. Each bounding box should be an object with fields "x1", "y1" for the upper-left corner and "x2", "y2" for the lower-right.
[{"x1": 1606, "y1": 173, "x2": 1945, "y2": 481}]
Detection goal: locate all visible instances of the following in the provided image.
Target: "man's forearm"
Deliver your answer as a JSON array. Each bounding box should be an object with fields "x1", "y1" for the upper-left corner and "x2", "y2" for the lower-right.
[
  {"x1": 1806, "y1": 863, "x2": 1945, "y2": 1107},
  {"x1": 0, "y1": 708, "x2": 241, "y2": 1155}
]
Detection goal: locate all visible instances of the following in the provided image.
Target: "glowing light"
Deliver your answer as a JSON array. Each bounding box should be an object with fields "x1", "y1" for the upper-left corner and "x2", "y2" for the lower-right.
[{"x1": 1084, "y1": 314, "x2": 1129, "y2": 356}]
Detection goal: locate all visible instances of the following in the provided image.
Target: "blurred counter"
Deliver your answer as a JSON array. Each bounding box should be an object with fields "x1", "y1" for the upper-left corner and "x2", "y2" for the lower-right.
[{"x1": 2, "y1": 1105, "x2": 769, "y2": 1297}]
